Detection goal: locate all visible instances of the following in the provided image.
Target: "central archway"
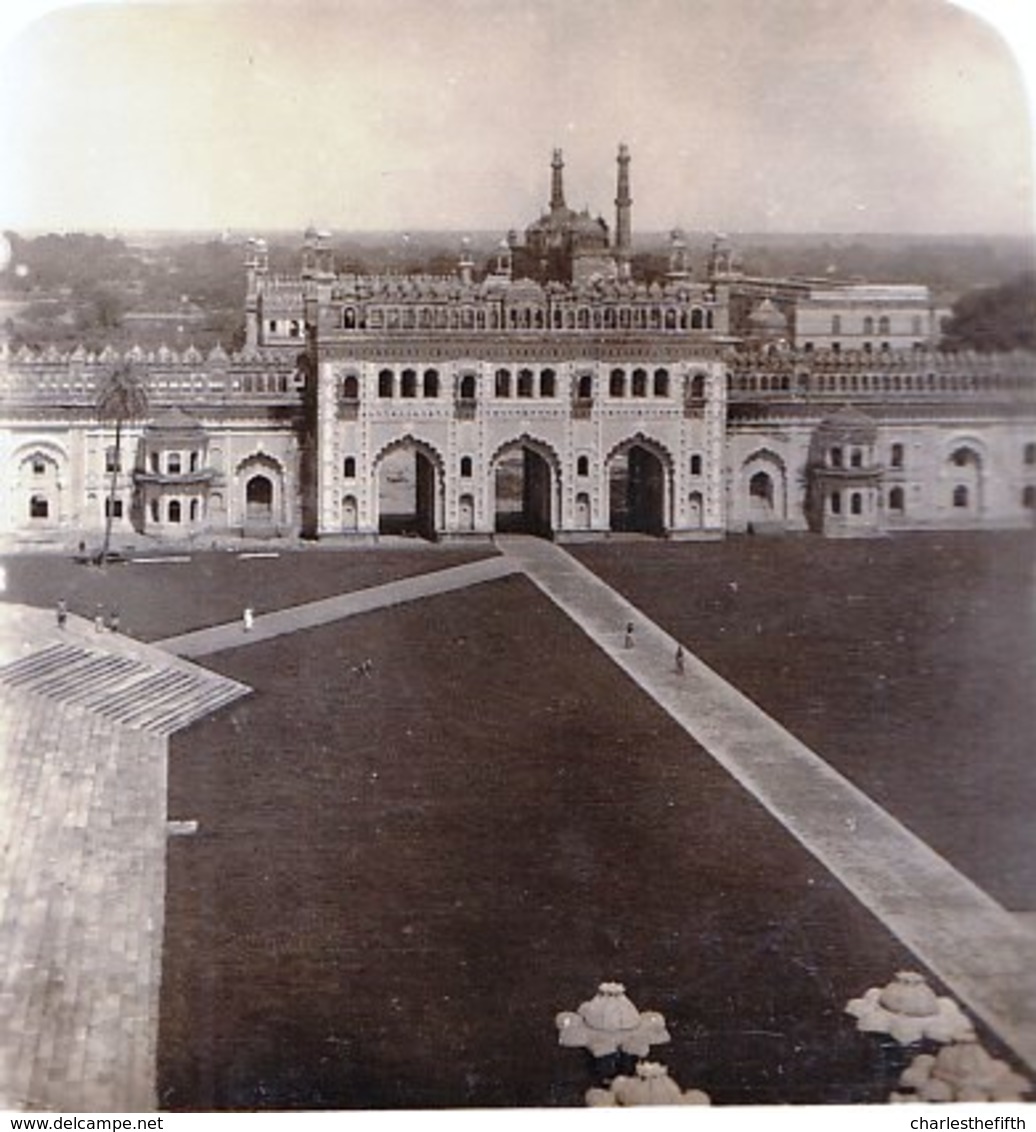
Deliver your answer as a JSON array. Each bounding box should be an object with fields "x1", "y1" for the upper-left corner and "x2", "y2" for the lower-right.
[
  {"x1": 492, "y1": 438, "x2": 557, "y2": 537},
  {"x1": 607, "y1": 438, "x2": 669, "y2": 535},
  {"x1": 374, "y1": 438, "x2": 442, "y2": 540}
]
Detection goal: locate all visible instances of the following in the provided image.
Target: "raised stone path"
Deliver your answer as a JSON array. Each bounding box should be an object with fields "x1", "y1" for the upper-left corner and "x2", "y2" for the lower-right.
[
  {"x1": 496, "y1": 535, "x2": 1036, "y2": 1076},
  {"x1": 156, "y1": 554, "x2": 521, "y2": 657},
  {"x1": 3, "y1": 537, "x2": 1034, "y2": 1111},
  {"x1": 0, "y1": 606, "x2": 250, "y2": 1112}
]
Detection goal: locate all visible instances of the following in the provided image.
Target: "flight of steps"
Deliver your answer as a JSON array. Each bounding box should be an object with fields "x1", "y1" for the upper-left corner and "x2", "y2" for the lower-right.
[{"x1": 0, "y1": 641, "x2": 250, "y2": 734}]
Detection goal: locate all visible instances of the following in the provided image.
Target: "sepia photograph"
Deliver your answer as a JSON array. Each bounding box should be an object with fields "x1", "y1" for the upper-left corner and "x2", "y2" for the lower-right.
[{"x1": 0, "y1": 0, "x2": 1034, "y2": 1120}]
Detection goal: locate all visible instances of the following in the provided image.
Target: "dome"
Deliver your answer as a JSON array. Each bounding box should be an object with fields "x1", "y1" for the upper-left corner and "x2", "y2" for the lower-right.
[
  {"x1": 815, "y1": 406, "x2": 878, "y2": 444},
  {"x1": 748, "y1": 298, "x2": 789, "y2": 331},
  {"x1": 144, "y1": 406, "x2": 206, "y2": 438}
]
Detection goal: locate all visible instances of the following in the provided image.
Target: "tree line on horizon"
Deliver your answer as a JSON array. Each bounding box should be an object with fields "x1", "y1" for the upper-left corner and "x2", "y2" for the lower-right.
[{"x1": 2, "y1": 229, "x2": 1034, "y2": 355}]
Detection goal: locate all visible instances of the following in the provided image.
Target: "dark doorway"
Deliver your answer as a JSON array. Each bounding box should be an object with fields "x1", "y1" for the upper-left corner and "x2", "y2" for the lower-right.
[
  {"x1": 245, "y1": 475, "x2": 273, "y2": 522},
  {"x1": 609, "y1": 444, "x2": 665, "y2": 534},
  {"x1": 494, "y1": 445, "x2": 553, "y2": 536},
  {"x1": 377, "y1": 446, "x2": 438, "y2": 539}
]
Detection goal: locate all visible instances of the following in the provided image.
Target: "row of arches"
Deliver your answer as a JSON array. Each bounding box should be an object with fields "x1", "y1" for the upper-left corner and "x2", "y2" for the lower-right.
[{"x1": 341, "y1": 303, "x2": 716, "y2": 333}]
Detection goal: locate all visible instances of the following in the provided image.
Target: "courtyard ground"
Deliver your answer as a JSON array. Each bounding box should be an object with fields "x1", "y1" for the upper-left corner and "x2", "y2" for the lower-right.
[{"x1": 1, "y1": 531, "x2": 1032, "y2": 1108}]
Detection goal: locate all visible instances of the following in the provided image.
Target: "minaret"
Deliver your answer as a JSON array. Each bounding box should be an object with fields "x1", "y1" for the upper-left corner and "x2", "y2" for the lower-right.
[
  {"x1": 615, "y1": 143, "x2": 632, "y2": 280},
  {"x1": 550, "y1": 148, "x2": 566, "y2": 214}
]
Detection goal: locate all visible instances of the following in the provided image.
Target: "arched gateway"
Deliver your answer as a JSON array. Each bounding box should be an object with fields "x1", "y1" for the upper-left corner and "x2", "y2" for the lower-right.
[{"x1": 491, "y1": 438, "x2": 558, "y2": 537}]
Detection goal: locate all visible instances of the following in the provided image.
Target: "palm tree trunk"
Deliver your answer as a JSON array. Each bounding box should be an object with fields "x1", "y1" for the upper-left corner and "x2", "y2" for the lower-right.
[{"x1": 100, "y1": 417, "x2": 121, "y2": 566}]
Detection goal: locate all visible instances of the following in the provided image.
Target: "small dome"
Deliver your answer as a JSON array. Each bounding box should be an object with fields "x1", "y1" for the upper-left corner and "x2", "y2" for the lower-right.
[
  {"x1": 748, "y1": 298, "x2": 789, "y2": 330},
  {"x1": 816, "y1": 406, "x2": 878, "y2": 444}
]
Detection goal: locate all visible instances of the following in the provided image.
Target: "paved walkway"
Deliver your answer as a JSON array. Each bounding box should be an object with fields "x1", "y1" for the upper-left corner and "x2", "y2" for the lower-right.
[
  {"x1": 156, "y1": 555, "x2": 521, "y2": 657},
  {"x1": 4, "y1": 536, "x2": 1034, "y2": 1109},
  {"x1": 0, "y1": 606, "x2": 250, "y2": 1111},
  {"x1": 496, "y1": 535, "x2": 1036, "y2": 1075}
]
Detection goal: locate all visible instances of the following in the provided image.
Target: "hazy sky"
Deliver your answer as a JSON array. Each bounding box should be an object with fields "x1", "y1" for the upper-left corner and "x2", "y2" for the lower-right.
[{"x1": 0, "y1": 0, "x2": 1033, "y2": 235}]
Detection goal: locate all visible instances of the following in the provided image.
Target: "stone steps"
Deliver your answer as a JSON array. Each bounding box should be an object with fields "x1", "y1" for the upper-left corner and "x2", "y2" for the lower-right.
[{"x1": 0, "y1": 641, "x2": 250, "y2": 735}]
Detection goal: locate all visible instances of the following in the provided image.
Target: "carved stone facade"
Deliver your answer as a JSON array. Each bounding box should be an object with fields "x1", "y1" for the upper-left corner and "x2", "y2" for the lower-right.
[{"x1": 1, "y1": 149, "x2": 1034, "y2": 545}]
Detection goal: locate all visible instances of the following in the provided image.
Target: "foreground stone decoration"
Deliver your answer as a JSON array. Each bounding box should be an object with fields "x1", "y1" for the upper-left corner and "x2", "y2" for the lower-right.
[
  {"x1": 585, "y1": 1061, "x2": 711, "y2": 1106},
  {"x1": 890, "y1": 1034, "x2": 1032, "y2": 1103},
  {"x1": 556, "y1": 982, "x2": 670, "y2": 1058},
  {"x1": 845, "y1": 971, "x2": 973, "y2": 1045}
]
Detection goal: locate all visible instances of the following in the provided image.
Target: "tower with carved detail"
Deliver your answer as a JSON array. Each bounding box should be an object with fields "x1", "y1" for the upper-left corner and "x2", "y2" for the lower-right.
[{"x1": 615, "y1": 143, "x2": 633, "y2": 280}]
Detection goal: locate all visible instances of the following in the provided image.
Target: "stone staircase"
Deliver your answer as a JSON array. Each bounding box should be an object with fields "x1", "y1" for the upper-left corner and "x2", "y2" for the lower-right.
[{"x1": 0, "y1": 640, "x2": 250, "y2": 734}]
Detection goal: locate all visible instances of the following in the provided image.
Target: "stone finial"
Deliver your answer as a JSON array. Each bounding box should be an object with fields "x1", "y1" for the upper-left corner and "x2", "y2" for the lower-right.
[
  {"x1": 555, "y1": 981, "x2": 670, "y2": 1058},
  {"x1": 845, "y1": 971, "x2": 973, "y2": 1045},
  {"x1": 586, "y1": 1061, "x2": 711, "y2": 1106},
  {"x1": 890, "y1": 1033, "x2": 1032, "y2": 1103}
]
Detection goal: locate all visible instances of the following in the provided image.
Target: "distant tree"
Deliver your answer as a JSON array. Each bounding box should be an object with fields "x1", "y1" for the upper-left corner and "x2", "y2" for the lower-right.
[
  {"x1": 941, "y1": 272, "x2": 1036, "y2": 352},
  {"x1": 95, "y1": 362, "x2": 149, "y2": 563}
]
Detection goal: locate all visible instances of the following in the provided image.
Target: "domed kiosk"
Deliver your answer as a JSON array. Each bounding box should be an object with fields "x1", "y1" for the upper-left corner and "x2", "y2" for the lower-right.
[{"x1": 806, "y1": 407, "x2": 884, "y2": 537}]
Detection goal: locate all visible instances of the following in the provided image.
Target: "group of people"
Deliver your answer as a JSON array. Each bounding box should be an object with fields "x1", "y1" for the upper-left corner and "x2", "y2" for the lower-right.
[
  {"x1": 55, "y1": 598, "x2": 120, "y2": 633},
  {"x1": 623, "y1": 619, "x2": 685, "y2": 675}
]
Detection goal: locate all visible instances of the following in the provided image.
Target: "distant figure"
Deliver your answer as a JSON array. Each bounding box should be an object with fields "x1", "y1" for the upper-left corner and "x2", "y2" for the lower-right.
[
  {"x1": 94, "y1": 605, "x2": 105, "y2": 632},
  {"x1": 107, "y1": 608, "x2": 121, "y2": 634},
  {"x1": 243, "y1": 606, "x2": 254, "y2": 632},
  {"x1": 624, "y1": 621, "x2": 635, "y2": 649},
  {"x1": 674, "y1": 645, "x2": 685, "y2": 674},
  {"x1": 728, "y1": 580, "x2": 739, "y2": 594},
  {"x1": 361, "y1": 658, "x2": 373, "y2": 677},
  {"x1": 56, "y1": 599, "x2": 68, "y2": 629}
]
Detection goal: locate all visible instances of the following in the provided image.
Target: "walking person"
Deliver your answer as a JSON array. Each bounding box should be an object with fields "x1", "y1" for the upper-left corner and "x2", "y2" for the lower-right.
[
  {"x1": 624, "y1": 621, "x2": 635, "y2": 649},
  {"x1": 56, "y1": 598, "x2": 68, "y2": 630},
  {"x1": 107, "y1": 607, "x2": 121, "y2": 634},
  {"x1": 94, "y1": 604, "x2": 105, "y2": 632},
  {"x1": 243, "y1": 605, "x2": 254, "y2": 632},
  {"x1": 674, "y1": 644, "x2": 685, "y2": 674}
]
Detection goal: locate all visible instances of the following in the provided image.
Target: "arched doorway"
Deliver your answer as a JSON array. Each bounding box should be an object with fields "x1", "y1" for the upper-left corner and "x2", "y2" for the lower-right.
[
  {"x1": 458, "y1": 493, "x2": 475, "y2": 532},
  {"x1": 749, "y1": 471, "x2": 774, "y2": 522},
  {"x1": 608, "y1": 441, "x2": 667, "y2": 535},
  {"x1": 375, "y1": 440, "x2": 440, "y2": 539},
  {"x1": 492, "y1": 439, "x2": 556, "y2": 536},
  {"x1": 246, "y1": 475, "x2": 273, "y2": 522},
  {"x1": 342, "y1": 494, "x2": 358, "y2": 532}
]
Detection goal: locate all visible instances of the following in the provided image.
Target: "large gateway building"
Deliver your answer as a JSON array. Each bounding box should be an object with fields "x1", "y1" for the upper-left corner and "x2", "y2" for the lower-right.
[{"x1": 2, "y1": 148, "x2": 1035, "y2": 545}]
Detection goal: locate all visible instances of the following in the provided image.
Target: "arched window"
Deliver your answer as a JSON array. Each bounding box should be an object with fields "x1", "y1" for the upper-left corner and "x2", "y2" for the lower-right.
[
  {"x1": 423, "y1": 369, "x2": 440, "y2": 398},
  {"x1": 495, "y1": 369, "x2": 511, "y2": 397},
  {"x1": 690, "y1": 455, "x2": 702, "y2": 476},
  {"x1": 830, "y1": 491, "x2": 842, "y2": 514},
  {"x1": 690, "y1": 373, "x2": 706, "y2": 400},
  {"x1": 830, "y1": 447, "x2": 843, "y2": 468},
  {"x1": 952, "y1": 446, "x2": 977, "y2": 468},
  {"x1": 29, "y1": 494, "x2": 49, "y2": 519},
  {"x1": 577, "y1": 373, "x2": 593, "y2": 400},
  {"x1": 190, "y1": 499, "x2": 199, "y2": 521},
  {"x1": 850, "y1": 448, "x2": 863, "y2": 468},
  {"x1": 653, "y1": 368, "x2": 669, "y2": 397},
  {"x1": 401, "y1": 369, "x2": 417, "y2": 398},
  {"x1": 577, "y1": 455, "x2": 589, "y2": 476},
  {"x1": 631, "y1": 369, "x2": 647, "y2": 397},
  {"x1": 167, "y1": 452, "x2": 182, "y2": 475},
  {"x1": 890, "y1": 442, "x2": 904, "y2": 468},
  {"x1": 878, "y1": 316, "x2": 890, "y2": 335},
  {"x1": 889, "y1": 487, "x2": 905, "y2": 512},
  {"x1": 850, "y1": 492, "x2": 862, "y2": 515},
  {"x1": 168, "y1": 499, "x2": 182, "y2": 523},
  {"x1": 691, "y1": 308, "x2": 704, "y2": 330},
  {"x1": 540, "y1": 369, "x2": 556, "y2": 397},
  {"x1": 342, "y1": 307, "x2": 356, "y2": 330},
  {"x1": 341, "y1": 373, "x2": 359, "y2": 400},
  {"x1": 517, "y1": 369, "x2": 534, "y2": 398},
  {"x1": 378, "y1": 369, "x2": 393, "y2": 398},
  {"x1": 460, "y1": 456, "x2": 473, "y2": 478},
  {"x1": 609, "y1": 369, "x2": 625, "y2": 397},
  {"x1": 459, "y1": 373, "x2": 476, "y2": 400},
  {"x1": 953, "y1": 485, "x2": 969, "y2": 508},
  {"x1": 343, "y1": 456, "x2": 356, "y2": 478},
  {"x1": 105, "y1": 447, "x2": 119, "y2": 474}
]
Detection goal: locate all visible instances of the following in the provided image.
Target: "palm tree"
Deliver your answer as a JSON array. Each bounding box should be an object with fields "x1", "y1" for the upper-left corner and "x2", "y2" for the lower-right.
[{"x1": 95, "y1": 360, "x2": 149, "y2": 564}]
